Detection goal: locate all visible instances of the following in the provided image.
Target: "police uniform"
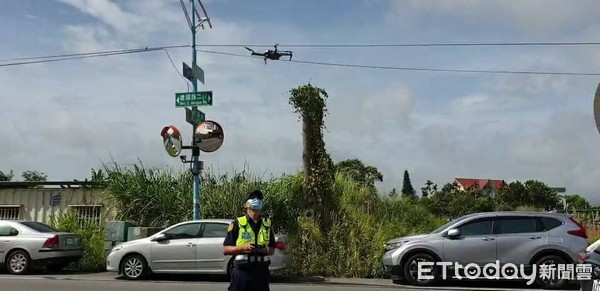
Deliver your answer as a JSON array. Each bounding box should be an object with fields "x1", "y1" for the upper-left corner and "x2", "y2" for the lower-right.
[{"x1": 223, "y1": 192, "x2": 275, "y2": 291}]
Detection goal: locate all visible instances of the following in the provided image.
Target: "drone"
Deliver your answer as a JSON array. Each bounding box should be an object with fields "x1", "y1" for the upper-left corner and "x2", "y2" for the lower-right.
[{"x1": 244, "y1": 44, "x2": 293, "y2": 64}]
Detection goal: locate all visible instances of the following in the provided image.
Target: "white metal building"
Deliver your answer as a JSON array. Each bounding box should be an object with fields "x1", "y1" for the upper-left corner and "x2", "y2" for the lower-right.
[{"x1": 0, "y1": 181, "x2": 112, "y2": 224}]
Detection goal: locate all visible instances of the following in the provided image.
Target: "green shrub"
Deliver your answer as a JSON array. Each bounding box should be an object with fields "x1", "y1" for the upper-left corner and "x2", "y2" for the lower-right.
[
  {"x1": 99, "y1": 161, "x2": 446, "y2": 278},
  {"x1": 49, "y1": 210, "x2": 105, "y2": 272}
]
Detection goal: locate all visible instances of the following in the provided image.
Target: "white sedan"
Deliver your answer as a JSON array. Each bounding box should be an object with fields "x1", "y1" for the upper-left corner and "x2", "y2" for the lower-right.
[{"x1": 106, "y1": 219, "x2": 291, "y2": 280}]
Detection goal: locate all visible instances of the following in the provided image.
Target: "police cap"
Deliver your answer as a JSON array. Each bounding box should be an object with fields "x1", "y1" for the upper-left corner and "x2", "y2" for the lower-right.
[{"x1": 245, "y1": 189, "x2": 264, "y2": 201}]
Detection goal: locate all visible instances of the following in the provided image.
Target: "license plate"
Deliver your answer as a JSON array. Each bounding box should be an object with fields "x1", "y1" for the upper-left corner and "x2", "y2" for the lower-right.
[{"x1": 66, "y1": 238, "x2": 74, "y2": 245}]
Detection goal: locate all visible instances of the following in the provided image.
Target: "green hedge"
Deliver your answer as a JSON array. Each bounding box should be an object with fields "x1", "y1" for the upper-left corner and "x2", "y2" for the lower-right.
[{"x1": 49, "y1": 210, "x2": 106, "y2": 272}]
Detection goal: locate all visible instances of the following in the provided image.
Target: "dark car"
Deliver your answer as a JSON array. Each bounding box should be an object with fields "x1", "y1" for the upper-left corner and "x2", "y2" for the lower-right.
[{"x1": 579, "y1": 239, "x2": 600, "y2": 291}]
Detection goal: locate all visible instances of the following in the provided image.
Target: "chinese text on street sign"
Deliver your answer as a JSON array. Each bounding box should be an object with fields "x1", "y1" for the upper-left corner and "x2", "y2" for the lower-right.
[{"x1": 175, "y1": 91, "x2": 213, "y2": 107}]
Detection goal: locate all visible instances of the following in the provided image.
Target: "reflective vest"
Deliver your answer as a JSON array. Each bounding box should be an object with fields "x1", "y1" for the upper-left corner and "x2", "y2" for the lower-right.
[{"x1": 235, "y1": 216, "x2": 271, "y2": 247}]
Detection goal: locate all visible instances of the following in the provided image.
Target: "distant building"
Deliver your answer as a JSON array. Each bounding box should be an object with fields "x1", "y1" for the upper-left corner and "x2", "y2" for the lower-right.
[
  {"x1": 454, "y1": 178, "x2": 507, "y2": 199},
  {"x1": 0, "y1": 181, "x2": 113, "y2": 225}
]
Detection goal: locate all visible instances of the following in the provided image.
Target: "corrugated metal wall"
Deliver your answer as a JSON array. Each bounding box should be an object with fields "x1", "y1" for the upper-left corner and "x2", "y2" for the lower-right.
[{"x1": 0, "y1": 188, "x2": 115, "y2": 224}]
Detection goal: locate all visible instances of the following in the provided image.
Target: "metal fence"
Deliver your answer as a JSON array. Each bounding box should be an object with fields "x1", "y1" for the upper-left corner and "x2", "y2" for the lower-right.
[
  {"x1": 567, "y1": 209, "x2": 600, "y2": 230},
  {"x1": 70, "y1": 205, "x2": 103, "y2": 228},
  {"x1": 0, "y1": 206, "x2": 20, "y2": 220}
]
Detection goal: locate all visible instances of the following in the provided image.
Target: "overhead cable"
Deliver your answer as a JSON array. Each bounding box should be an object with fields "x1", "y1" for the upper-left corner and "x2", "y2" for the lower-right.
[{"x1": 195, "y1": 49, "x2": 600, "y2": 76}]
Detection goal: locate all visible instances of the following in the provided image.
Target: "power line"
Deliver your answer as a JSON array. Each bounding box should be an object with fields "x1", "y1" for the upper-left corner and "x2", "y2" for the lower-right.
[
  {"x1": 163, "y1": 49, "x2": 190, "y2": 91},
  {"x1": 2, "y1": 40, "x2": 598, "y2": 64},
  {"x1": 0, "y1": 50, "x2": 149, "y2": 67},
  {"x1": 0, "y1": 44, "x2": 189, "y2": 63},
  {"x1": 193, "y1": 42, "x2": 600, "y2": 48},
  {"x1": 194, "y1": 49, "x2": 600, "y2": 76},
  {"x1": 3, "y1": 45, "x2": 600, "y2": 77}
]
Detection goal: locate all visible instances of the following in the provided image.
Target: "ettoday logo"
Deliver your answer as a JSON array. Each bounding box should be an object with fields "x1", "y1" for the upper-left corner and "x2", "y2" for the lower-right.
[{"x1": 417, "y1": 261, "x2": 538, "y2": 285}]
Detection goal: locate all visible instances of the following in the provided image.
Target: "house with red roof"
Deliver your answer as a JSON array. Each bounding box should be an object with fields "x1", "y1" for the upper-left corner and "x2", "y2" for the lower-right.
[{"x1": 454, "y1": 178, "x2": 507, "y2": 199}]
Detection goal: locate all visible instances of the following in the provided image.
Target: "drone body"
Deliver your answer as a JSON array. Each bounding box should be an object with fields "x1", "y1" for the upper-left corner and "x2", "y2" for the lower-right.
[{"x1": 245, "y1": 44, "x2": 293, "y2": 64}]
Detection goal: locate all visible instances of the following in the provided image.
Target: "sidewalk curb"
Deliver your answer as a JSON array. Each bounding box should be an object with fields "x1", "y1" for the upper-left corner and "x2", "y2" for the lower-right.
[{"x1": 312, "y1": 279, "x2": 579, "y2": 291}]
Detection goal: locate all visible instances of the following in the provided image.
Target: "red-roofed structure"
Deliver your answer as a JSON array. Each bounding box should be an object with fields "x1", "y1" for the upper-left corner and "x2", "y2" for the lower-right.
[{"x1": 454, "y1": 178, "x2": 507, "y2": 198}]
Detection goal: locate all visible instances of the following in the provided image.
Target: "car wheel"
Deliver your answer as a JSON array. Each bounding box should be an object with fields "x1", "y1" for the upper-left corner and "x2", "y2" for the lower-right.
[
  {"x1": 120, "y1": 254, "x2": 148, "y2": 280},
  {"x1": 402, "y1": 253, "x2": 439, "y2": 286},
  {"x1": 534, "y1": 255, "x2": 568, "y2": 290},
  {"x1": 6, "y1": 250, "x2": 31, "y2": 275}
]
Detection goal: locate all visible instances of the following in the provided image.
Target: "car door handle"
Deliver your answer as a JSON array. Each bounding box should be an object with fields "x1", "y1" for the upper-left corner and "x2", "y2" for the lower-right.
[
  {"x1": 529, "y1": 236, "x2": 542, "y2": 240},
  {"x1": 187, "y1": 242, "x2": 196, "y2": 247},
  {"x1": 482, "y1": 237, "x2": 495, "y2": 241}
]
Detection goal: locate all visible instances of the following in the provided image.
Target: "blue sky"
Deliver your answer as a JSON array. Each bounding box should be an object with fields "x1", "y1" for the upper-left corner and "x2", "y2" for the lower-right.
[{"x1": 2, "y1": 0, "x2": 600, "y2": 203}]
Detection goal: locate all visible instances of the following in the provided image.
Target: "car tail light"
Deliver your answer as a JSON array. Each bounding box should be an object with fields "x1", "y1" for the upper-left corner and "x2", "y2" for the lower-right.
[
  {"x1": 579, "y1": 253, "x2": 591, "y2": 263},
  {"x1": 567, "y1": 217, "x2": 588, "y2": 239},
  {"x1": 43, "y1": 235, "x2": 59, "y2": 248},
  {"x1": 275, "y1": 242, "x2": 285, "y2": 251}
]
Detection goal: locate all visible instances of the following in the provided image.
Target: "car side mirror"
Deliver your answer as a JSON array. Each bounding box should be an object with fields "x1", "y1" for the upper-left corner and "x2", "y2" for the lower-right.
[
  {"x1": 446, "y1": 229, "x2": 461, "y2": 238},
  {"x1": 153, "y1": 233, "x2": 168, "y2": 242}
]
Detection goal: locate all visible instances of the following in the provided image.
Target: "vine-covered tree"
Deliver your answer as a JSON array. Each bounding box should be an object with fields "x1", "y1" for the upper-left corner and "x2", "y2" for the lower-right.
[{"x1": 289, "y1": 83, "x2": 335, "y2": 228}]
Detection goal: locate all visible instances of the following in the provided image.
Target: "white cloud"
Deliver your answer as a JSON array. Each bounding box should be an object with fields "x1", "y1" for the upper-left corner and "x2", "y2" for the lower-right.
[
  {"x1": 387, "y1": 0, "x2": 600, "y2": 37},
  {"x1": 4, "y1": 0, "x2": 600, "y2": 206},
  {"x1": 57, "y1": 0, "x2": 142, "y2": 31}
]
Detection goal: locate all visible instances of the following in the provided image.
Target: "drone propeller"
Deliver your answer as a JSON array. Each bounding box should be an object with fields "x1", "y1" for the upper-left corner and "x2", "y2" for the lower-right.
[{"x1": 244, "y1": 47, "x2": 255, "y2": 53}]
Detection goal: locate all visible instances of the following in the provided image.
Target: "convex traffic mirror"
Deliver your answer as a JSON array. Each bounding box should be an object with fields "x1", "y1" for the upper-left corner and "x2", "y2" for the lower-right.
[
  {"x1": 194, "y1": 120, "x2": 224, "y2": 153},
  {"x1": 160, "y1": 125, "x2": 183, "y2": 157}
]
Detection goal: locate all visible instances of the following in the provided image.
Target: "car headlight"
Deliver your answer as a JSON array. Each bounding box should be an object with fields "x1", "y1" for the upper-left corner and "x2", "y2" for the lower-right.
[
  {"x1": 384, "y1": 242, "x2": 404, "y2": 252},
  {"x1": 111, "y1": 245, "x2": 124, "y2": 253}
]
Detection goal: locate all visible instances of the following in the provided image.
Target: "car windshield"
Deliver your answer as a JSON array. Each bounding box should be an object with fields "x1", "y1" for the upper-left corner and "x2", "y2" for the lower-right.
[
  {"x1": 430, "y1": 217, "x2": 464, "y2": 234},
  {"x1": 18, "y1": 221, "x2": 58, "y2": 233}
]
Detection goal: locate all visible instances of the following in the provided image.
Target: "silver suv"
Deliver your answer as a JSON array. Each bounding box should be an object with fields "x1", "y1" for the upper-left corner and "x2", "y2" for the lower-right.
[{"x1": 382, "y1": 211, "x2": 588, "y2": 289}]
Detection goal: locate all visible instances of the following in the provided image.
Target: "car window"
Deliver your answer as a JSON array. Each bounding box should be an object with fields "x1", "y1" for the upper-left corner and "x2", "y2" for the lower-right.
[
  {"x1": 202, "y1": 223, "x2": 229, "y2": 238},
  {"x1": 164, "y1": 223, "x2": 201, "y2": 239},
  {"x1": 457, "y1": 219, "x2": 493, "y2": 236},
  {"x1": 18, "y1": 221, "x2": 57, "y2": 233},
  {"x1": 494, "y1": 217, "x2": 541, "y2": 234},
  {"x1": 540, "y1": 217, "x2": 563, "y2": 230},
  {"x1": 431, "y1": 217, "x2": 465, "y2": 234},
  {"x1": 0, "y1": 225, "x2": 19, "y2": 236}
]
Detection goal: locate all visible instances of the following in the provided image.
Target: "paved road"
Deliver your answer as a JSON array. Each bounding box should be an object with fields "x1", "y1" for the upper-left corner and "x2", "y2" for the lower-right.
[
  {"x1": 0, "y1": 272, "x2": 581, "y2": 291},
  {"x1": 0, "y1": 275, "x2": 409, "y2": 291}
]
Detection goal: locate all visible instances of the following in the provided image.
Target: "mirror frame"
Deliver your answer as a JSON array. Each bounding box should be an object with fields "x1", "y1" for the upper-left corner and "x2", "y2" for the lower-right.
[
  {"x1": 194, "y1": 120, "x2": 224, "y2": 153},
  {"x1": 160, "y1": 125, "x2": 183, "y2": 157}
]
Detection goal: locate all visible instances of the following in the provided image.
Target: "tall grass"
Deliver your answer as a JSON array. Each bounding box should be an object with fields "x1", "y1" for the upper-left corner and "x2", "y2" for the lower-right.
[
  {"x1": 49, "y1": 210, "x2": 106, "y2": 272},
  {"x1": 99, "y1": 162, "x2": 445, "y2": 278}
]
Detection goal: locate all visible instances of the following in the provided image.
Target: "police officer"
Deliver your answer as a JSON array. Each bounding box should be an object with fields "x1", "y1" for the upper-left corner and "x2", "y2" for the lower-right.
[{"x1": 223, "y1": 189, "x2": 275, "y2": 291}]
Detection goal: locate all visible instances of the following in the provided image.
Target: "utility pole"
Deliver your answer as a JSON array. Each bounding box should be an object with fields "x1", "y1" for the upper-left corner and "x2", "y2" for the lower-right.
[
  {"x1": 190, "y1": 0, "x2": 201, "y2": 221},
  {"x1": 165, "y1": 0, "x2": 214, "y2": 221}
]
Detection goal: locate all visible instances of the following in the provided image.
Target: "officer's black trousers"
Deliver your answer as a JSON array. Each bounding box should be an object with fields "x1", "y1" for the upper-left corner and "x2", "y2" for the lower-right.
[{"x1": 228, "y1": 263, "x2": 270, "y2": 291}]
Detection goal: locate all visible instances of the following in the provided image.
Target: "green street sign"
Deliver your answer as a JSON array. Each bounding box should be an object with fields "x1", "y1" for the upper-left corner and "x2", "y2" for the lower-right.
[
  {"x1": 175, "y1": 91, "x2": 213, "y2": 107},
  {"x1": 185, "y1": 108, "x2": 205, "y2": 125}
]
